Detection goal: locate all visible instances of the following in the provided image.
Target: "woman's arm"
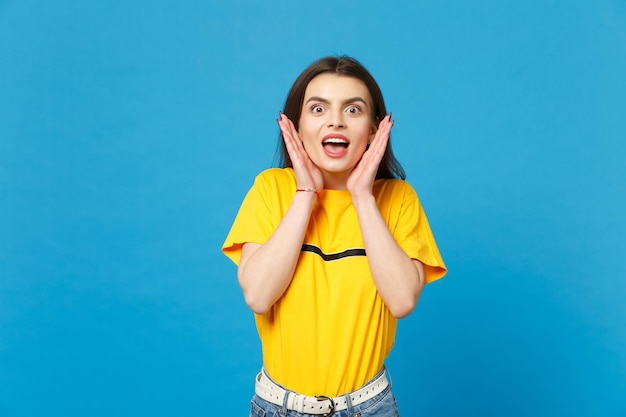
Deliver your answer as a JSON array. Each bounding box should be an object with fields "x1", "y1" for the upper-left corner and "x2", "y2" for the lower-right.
[
  {"x1": 238, "y1": 191, "x2": 317, "y2": 314},
  {"x1": 238, "y1": 114, "x2": 323, "y2": 314},
  {"x1": 352, "y1": 195, "x2": 425, "y2": 318},
  {"x1": 347, "y1": 115, "x2": 424, "y2": 318}
]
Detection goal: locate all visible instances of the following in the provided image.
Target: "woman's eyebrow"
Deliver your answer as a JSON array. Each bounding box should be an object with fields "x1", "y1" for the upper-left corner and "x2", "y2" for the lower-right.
[
  {"x1": 305, "y1": 96, "x2": 368, "y2": 106},
  {"x1": 305, "y1": 96, "x2": 330, "y2": 104}
]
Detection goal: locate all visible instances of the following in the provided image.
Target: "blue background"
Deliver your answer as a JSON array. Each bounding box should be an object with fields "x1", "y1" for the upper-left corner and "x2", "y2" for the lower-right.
[{"x1": 1, "y1": 1, "x2": 625, "y2": 416}]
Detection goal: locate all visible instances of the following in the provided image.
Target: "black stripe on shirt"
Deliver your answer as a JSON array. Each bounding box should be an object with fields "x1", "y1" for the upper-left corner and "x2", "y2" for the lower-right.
[{"x1": 301, "y1": 244, "x2": 366, "y2": 262}]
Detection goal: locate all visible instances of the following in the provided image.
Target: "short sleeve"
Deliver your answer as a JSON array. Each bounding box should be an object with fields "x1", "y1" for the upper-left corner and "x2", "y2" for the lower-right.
[
  {"x1": 393, "y1": 184, "x2": 447, "y2": 284},
  {"x1": 221, "y1": 174, "x2": 279, "y2": 266}
]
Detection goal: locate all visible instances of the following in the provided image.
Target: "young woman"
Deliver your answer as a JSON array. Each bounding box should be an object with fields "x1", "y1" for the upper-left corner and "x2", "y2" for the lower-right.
[{"x1": 223, "y1": 56, "x2": 446, "y2": 417}]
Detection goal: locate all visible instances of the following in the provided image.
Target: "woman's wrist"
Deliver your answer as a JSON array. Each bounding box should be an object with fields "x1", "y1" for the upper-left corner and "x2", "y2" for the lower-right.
[
  {"x1": 351, "y1": 192, "x2": 376, "y2": 209},
  {"x1": 296, "y1": 188, "x2": 319, "y2": 196},
  {"x1": 292, "y1": 188, "x2": 318, "y2": 208}
]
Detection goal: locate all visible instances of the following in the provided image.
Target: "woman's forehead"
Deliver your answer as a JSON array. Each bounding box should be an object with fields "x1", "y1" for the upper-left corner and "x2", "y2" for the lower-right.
[{"x1": 304, "y1": 73, "x2": 371, "y2": 101}]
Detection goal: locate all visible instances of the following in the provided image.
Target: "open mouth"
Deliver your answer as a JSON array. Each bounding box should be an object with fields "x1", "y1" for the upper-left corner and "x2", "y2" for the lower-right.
[
  {"x1": 321, "y1": 133, "x2": 350, "y2": 158},
  {"x1": 322, "y1": 137, "x2": 349, "y2": 153}
]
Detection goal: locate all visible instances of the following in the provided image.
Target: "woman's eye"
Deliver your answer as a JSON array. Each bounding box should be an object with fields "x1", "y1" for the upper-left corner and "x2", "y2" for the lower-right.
[
  {"x1": 346, "y1": 105, "x2": 362, "y2": 114},
  {"x1": 311, "y1": 105, "x2": 324, "y2": 113}
]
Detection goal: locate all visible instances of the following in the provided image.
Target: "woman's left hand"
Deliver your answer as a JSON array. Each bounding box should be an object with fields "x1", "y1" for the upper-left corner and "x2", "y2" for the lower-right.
[{"x1": 347, "y1": 114, "x2": 393, "y2": 198}]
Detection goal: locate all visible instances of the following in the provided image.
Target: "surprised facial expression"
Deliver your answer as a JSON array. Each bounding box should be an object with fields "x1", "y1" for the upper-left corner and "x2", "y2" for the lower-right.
[{"x1": 298, "y1": 73, "x2": 377, "y2": 190}]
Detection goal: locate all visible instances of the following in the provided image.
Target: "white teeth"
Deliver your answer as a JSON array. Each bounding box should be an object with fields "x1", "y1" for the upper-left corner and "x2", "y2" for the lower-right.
[{"x1": 323, "y1": 138, "x2": 348, "y2": 144}]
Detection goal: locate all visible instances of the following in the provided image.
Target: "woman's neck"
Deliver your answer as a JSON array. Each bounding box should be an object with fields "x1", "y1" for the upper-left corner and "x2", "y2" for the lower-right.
[{"x1": 321, "y1": 171, "x2": 350, "y2": 191}]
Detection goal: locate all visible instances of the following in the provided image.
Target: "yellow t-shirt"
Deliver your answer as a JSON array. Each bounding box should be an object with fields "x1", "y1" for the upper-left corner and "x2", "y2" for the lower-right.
[{"x1": 222, "y1": 168, "x2": 446, "y2": 396}]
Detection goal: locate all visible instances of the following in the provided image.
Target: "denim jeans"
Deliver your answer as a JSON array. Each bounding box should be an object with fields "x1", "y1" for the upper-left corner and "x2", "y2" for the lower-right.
[{"x1": 249, "y1": 369, "x2": 400, "y2": 417}]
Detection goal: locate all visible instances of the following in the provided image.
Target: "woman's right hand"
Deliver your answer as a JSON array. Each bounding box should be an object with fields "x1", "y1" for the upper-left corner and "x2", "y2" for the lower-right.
[
  {"x1": 278, "y1": 113, "x2": 324, "y2": 192},
  {"x1": 238, "y1": 114, "x2": 321, "y2": 314}
]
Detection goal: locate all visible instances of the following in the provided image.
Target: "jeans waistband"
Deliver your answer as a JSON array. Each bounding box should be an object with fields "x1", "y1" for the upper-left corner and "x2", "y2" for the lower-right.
[{"x1": 254, "y1": 367, "x2": 390, "y2": 416}]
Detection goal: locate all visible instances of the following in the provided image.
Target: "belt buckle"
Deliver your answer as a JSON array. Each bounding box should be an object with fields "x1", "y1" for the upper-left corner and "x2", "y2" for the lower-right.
[{"x1": 315, "y1": 395, "x2": 335, "y2": 417}]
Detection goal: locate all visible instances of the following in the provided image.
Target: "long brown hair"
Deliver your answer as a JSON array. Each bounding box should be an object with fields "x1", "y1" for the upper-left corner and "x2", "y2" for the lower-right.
[{"x1": 275, "y1": 56, "x2": 406, "y2": 180}]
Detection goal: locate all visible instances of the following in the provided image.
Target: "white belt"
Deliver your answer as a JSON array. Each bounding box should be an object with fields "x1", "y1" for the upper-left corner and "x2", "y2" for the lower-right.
[{"x1": 254, "y1": 368, "x2": 389, "y2": 416}]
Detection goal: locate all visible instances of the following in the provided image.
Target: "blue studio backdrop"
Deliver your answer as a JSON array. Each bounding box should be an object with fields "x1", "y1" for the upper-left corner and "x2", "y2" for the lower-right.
[{"x1": 1, "y1": 1, "x2": 625, "y2": 416}]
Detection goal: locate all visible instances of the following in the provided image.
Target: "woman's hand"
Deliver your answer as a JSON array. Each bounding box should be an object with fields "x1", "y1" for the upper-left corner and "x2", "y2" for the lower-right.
[
  {"x1": 278, "y1": 113, "x2": 324, "y2": 192},
  {"x1": 347, "y1": 114, "x2": 393, "y2": 198},
  {"x1": 238, "y1": 114, "x2": 323, "y2": 314},
  {"x1": 347, "y1": 114, "x2": 424, "y2": 318}
]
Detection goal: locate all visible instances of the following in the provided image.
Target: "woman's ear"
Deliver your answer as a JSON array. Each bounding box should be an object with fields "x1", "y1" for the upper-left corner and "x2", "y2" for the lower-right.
[{"x1": 369, "y1": 119, "x2": 379, "y2": 144}]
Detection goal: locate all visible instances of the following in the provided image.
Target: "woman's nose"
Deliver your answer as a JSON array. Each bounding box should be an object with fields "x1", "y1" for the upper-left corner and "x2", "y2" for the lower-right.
[{"x1": 327, "y1": 110, "x2": 346, "y2": 128}]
